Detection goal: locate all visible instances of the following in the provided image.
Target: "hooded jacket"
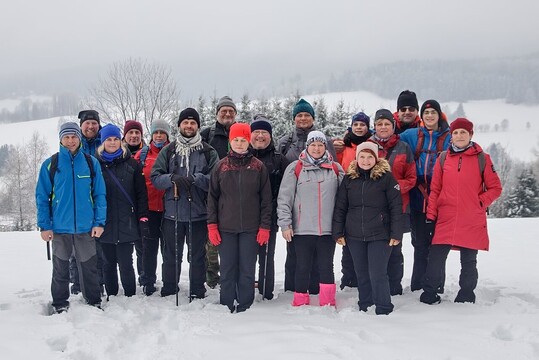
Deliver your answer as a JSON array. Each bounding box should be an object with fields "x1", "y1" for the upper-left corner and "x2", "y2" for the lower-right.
[
  {"x1": 332, "y1": 158, "x2": 403, "y2": 242},
  {"x1": 134, "y1": 141, "x2": 169, "y2": 212},
  {"x1": 427, "y1": 143, "x2": 502, "y2": 251},
  {"x1": 36, "y1": 145, "x2": 107, "y2": 234}
]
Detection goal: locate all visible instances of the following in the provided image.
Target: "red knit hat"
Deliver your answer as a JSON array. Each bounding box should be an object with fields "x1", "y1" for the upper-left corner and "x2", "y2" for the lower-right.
[
  {"x1": 450, "y1": 118, "x2": 474, "y2": 135},
  {"x1": 123, "y1": 120, "x2": 143, "y2": 137},
  {"x1": 229, "y1": 122, "x2": 251, "y2": 142}
]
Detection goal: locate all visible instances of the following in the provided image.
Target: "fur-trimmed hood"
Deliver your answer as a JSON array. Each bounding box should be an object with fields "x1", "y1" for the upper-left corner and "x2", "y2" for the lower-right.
[{"x1": 347, "y1": 158, "x2": 391, "y2": 180}]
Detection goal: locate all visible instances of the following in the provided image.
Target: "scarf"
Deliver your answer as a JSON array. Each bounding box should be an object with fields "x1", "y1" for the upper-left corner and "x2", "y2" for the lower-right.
[
  {"x1": 303, "y1": 150, "x2": 330, "y2": 167},
  {"x1": 344, "y1": 132, "x2": 371, "y2": 147},
  {"x1": 101, "y1": 148, "x2": 123, "y2": 162},
  {"x1": 175, "y1": 131, "x2": 203, "y2": 170},
  {"x1": 451, "y1": 141, "x2": 474, "y2": 153}
]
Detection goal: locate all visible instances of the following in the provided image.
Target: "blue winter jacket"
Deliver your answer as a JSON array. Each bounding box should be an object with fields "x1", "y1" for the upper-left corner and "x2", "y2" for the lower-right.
[
  {"x1": 81, "y1": 135, "x2": 101, "y2": 156},
  {"x1": 399, "y1": 125, "x2": 451, "y2": 212},
  {"x1": 36, "y1": 145, "x2": 107, "y2": 234}
]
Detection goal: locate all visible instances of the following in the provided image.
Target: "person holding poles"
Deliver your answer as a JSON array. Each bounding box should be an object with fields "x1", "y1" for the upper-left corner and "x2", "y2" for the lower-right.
[{"x1": 151, "y1": 108, "x2": 219, "y2": 301}]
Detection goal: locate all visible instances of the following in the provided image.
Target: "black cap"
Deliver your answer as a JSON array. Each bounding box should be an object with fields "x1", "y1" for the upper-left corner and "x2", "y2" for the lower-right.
[
  {"x1": 178, "y1": 107, "x2": 201, "y2": 127},
  {"x1": 78, "y1": 110, "x2": 100, "y2": 126}
]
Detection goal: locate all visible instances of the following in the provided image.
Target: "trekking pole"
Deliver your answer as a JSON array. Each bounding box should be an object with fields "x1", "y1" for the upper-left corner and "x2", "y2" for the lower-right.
[
  {"x1": 46, "y1": 241, "x2": 51, "y2": 260},
  {"x1": 262, "y1": 241, "x2": 269, "y2": 300},
  {"x1": 173, "y1": 181, "x2": 180, "y2": 307},
  {"x1": 187, "y1": 189, "x2": 193, "y2": 303}
]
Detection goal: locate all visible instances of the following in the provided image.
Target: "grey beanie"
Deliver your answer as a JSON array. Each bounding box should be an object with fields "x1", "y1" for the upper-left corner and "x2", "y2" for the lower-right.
[
  {"x1": 216, "y1": 96, "x2": 237, "y2": 114},
  {"x1": 150, "y1": 119, "x2": 171, "y2": 139},
  {"x1": 59, "y1": 122, "x2": 82, "y2": 141}
]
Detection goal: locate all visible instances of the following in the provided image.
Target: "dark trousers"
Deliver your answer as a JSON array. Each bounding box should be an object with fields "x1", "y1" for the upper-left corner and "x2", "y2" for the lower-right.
[
  {"x1": 285, "y1": 241, "x2": 320, "y2": 294},
  {"x1": 70, "y1": 241, "x2": 104, "y2": 289},
  {"x1": 347, "y1": 239, "x2": 393, "y2": 315},
  {"x1": 257, "y1": 225, "x2": 277, "y2": 299},
  {"x1": 219, "y1": 231, "x2": 259, "y2": 312},
  {"x1": 423, "y1": 245, "x2": 478, "y2": 299},
  {"x1": 340, "y1": 244, "x2": 358, "y2": 288},
  {"x1": 387, "y1": 242, "x2": 404, "y2": 295},
  {"x1": 410, "y1": 209, "x2": 445, "y2": 291},
  {"x1": 293, "y1": 235, "x2": 335, "y2": 294},
  {"x1": 161, "y1": 218, "x2": 207, "y2": 297},
  {"x1": 141, "y1": 211, "x2": 163, "y2": 286},
  {"x1": 135, "y1": 238, "x2": 143, "y2": 282},
  {"x1": 101, "y1": 242, "x2": 136, "y2": 296},
  {"x1": 52, "y1": 233, "x2": 101, "y2": 307}
]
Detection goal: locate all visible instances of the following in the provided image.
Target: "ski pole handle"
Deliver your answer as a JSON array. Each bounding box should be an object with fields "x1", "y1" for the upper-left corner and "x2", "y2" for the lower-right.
[
  {"x1": 46, "y1": 241, "x2": 51, "y2": 260},
  {"x1": 172, "y1": 181, "x2": 179, "y2": 200}
]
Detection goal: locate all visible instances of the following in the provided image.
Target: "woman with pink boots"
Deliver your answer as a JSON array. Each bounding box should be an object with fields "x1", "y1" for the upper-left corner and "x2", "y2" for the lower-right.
[{"x1": 277, "y1": 131, "x2": 344, "y2": 307}]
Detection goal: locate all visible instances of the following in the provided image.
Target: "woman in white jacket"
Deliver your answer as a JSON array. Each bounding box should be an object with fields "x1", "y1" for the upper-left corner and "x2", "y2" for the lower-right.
[{"x1": 277, "y1": 131, "x2": 344, "y2": 307}]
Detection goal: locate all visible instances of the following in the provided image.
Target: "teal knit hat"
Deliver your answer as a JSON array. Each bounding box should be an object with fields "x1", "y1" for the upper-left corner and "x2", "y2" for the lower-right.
[{"x1": 292, "y1": 99, "x2": 315, "y2": 119}]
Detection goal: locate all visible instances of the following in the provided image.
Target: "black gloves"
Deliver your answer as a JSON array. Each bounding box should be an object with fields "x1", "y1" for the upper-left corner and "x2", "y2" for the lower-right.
[
  {"x1": 139, "y1": 219, "x2": 151, "y2": 239},
  {"x1": 171, "y1": 174, "x2": 194, "y2": 191},
  {"x1": 425, "y1": 219, "x2": 436, "y2": 242}
]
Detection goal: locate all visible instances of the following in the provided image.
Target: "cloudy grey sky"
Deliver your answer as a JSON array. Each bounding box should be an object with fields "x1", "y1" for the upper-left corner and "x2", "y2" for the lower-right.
[{"x1": 2, "y1": 0, "x2": 538, "y2": 98}]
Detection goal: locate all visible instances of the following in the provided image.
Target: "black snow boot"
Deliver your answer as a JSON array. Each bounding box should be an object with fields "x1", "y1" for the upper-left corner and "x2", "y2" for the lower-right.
[{"x1": 420, "y1": 291, "x2": 441, "y2": 305}]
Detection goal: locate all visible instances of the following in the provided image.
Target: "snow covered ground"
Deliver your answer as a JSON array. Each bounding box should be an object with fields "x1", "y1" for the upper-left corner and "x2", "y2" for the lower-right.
[{"x1": 0, "y1": 218, "x2": 538, "y2": 359}]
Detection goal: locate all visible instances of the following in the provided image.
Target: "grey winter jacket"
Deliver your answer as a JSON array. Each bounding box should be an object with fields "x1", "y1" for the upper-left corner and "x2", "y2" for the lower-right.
[
  {"x1": 277, "y1": 151, "x2": 344, "y2": 236},
  {"x1": 277, "y1": 126, "x2": 337, "y2": 163},
  {"x1": 150, "y1": 141, "x2": 219, "y2": 222}
]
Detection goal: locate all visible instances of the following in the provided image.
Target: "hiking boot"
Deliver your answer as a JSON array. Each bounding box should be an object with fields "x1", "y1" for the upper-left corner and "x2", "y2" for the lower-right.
[
  {"x1": 54, "y1": 305, "x2": 69, "y2": 314},
  {"x1": 143, "y1": 284, "x2": 157, "y2": 296},
  {"x1": 420, "y1": 291, "x2": 441, "y2": 305},
  {"x1": 454, "y1": 290, "x2": 475, "y2": 304},
  {"x1": 70, "y1": 284, "x2": 80, "y2": 295}
]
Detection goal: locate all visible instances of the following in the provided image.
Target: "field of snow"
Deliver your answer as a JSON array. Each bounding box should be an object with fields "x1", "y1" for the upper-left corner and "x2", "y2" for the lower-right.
[
  {"x1": 0, "y1": 218, "x2": 538, "y2": 359},
  {"x1": 1, "y1": 91, "x2": 538, "y2": 162}
]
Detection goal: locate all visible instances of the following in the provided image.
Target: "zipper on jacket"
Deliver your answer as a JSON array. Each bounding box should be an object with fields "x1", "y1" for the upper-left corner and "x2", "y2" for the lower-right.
[
  {"x1": 239, "y1": 165, "x2": 243, "y2": 232},
  {"x1": 361, "y1": 177, "x2": 366, "y2": 241},
  {"x1": 317, "y1": 182, "x2": 322, "y2": 235},
  {"x1": 71, "y1": 157, "x2": 77, "y2": 233}
]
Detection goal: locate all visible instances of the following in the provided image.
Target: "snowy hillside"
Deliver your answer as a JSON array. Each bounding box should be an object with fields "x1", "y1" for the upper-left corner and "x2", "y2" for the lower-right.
[
  {"x1": 1, "y1": 91, "x2": 538, "y2": 161},
  {"x1": 0, "y1": 218, "x2": 538, "y2": 359}
]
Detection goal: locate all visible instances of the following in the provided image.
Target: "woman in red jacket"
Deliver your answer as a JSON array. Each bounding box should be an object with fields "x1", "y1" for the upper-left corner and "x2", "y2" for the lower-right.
[{"x1": 420, "y1": 118, "x2": 502, "y2": 305}]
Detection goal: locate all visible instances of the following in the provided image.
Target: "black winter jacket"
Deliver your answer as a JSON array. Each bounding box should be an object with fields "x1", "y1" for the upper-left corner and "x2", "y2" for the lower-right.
[
  {"x1": 207, "y1": 150, "x2": 272, "y2": 233},
  {"x1": 96, "y1": 148, "x2": 149, "y2": 244},
  {"x1": 332, "y1": 159, "x2": 403, "y2": 242},
  {"x1": 201, "y1": 121, "x2": 231, "y2": 159}
]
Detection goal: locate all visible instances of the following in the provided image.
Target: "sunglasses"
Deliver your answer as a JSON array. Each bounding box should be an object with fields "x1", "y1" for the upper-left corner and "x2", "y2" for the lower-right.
[{"x1": 399, "y1": 106, "x2": 417, "y2": 113}]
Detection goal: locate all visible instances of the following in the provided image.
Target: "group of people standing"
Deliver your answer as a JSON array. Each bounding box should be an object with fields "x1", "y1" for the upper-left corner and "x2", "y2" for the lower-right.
[{"x1": 36, "y1": 91, "x2": 502, "y2": 315}]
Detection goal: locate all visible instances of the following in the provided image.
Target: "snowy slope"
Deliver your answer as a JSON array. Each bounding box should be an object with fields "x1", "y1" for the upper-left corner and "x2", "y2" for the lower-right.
[{"x1": 0, "y1": 218, "x2": 538, "y2": 360}]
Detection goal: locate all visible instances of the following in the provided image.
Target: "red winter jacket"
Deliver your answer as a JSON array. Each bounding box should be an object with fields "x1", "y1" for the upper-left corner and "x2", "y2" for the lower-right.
[
  {"x1": 427, "y1": 143, "x2": 502, "y2": 251},
  {"x1": 134, "y1": 141, "x2": 169, "y2": 212}
]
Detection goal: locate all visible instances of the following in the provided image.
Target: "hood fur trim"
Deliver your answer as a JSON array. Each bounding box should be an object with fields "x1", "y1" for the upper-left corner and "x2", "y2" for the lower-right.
[{"x1": 347, "y1": 158, "x2": 391, "y2": 180}]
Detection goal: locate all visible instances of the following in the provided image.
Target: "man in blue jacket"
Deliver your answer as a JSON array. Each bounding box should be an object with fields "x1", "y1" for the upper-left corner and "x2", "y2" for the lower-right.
[{"x1": 36, "y1": 122, "x2": 107, "y2": 313}]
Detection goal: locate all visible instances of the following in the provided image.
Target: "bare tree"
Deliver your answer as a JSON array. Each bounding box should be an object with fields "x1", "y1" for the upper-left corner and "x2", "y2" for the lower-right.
[
  {"x1": 3, "y1": 145, "x2": 34, "y2": 230},
  {"x1": 87, "y1": 58, "x2": 181, "y2": 138}
]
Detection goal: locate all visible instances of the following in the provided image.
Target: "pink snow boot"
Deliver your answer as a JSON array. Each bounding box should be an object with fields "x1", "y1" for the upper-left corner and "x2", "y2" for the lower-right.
[
  {"x1": 292, "y1": 292, "x2": 310, "y2": 306},
  {"x1": 319, "y1": 283, "x2": 336, "y2": 306}
]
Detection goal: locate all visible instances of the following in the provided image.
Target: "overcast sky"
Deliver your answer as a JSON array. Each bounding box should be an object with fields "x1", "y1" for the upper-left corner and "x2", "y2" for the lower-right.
[{"x1": 2, "y1": 0, "x2": 538, "y2": 98}]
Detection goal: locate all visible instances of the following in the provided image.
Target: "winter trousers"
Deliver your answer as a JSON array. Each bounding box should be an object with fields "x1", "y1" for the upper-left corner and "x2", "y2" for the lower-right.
[
  {"x1": 410, "y1": 209, "x2": 445, "y2": 291},
  {"x1": 257, "y1": 225, "x2": 277, "y2": 300},
  {"x1": 134, "y1": 237, "x2": 143, "y2": 284},
  {"x1": 206, "y1": 242, "x2": 220, "y2": 288},
  {"x1": 101, "y1": 242, "x2": 137, "y2": 297},
  {"x1": 140, "y1": 211, "x2": 163, "y2": 287},
  {"x1": 340, "y1": 244, "x2": 357, "y2": 289},
  {"x1": 293, "y1": 235, "x2": 335, "y2": 294},
  {"x1": 51, "y1": 233, "x2": 101, "y2": 308},
  {"x1": 219, "y1": 231, "x2": 259, "y2": 312},
  {"x1": 285, "y1": 241, "x2": 320, "y2": 294},
  {"x1": 423, "y1": 245, "x2": 478, "y2": 302},
  {"x1": 347, "y1": 239, "x2": 393, "y2": 315},
  {"x1": 70, "y1": 241, "x2": 104, "y2": 290},
  {"x1": 161, "y1": 218, "x2": 207, "y2": 298},
  {"x1": 387, "y1": 242, "x2": 404, "y2": 295}
]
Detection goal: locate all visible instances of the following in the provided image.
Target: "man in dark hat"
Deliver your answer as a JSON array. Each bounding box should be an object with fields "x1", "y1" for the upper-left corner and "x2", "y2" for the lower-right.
[{"x1": 394, "y1": 90, "x2": 422, "y2": 134}]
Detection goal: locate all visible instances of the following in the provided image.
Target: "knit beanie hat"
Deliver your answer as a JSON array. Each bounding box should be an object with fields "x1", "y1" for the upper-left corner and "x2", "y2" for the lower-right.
[
  {"x1": 59, "y1": 122, "x2": 82, "y2": 141},
  {"x1": 351, "y1": 112, "x2": 370, "y2": 128},
  {"x1": 356, "y1": 141, "x2": 379, "y2": 161},
  {"x1": 397, "y1": 90, "x2": 419, "y2": 110},
  {"x1": 150, "y1": 119, "x2": 171, "y2": 139},
  {"x1": 450, "y1": 118, "x2": 474, "y2": 135},
  {"x1": 123, "y1": 120, "x2": 143, "y2": 137},
  {"x1": 420, "y1": 100, "x2": 442, "y2": 119},
  {"x1": 305, "y1": 130, "x2": 327, "y2": 146},
  {"x1": 229, "y1": 122, "x2": 251, "y2": 142},
  {"x1": 216, "y1": 96, "x2": 237, "y2": 114},
  {"x1": 293, "y1": 99, "x2": 315, "y2": 119},
  {"x1": 374, "y1": 109, "x2": 395, "y2": 126},
  {"x1": 178, "y1": 107, "x2": 201, "y2": 127},
  {"x1": 78, "y1": 110, "x2": 100, "y2": 126},
  {"x1": 250, "y1": 115, "x2": 273, "y2": 136},
  {"x1": 100, "y1": 124, "x2": 122, "y2": 142}
]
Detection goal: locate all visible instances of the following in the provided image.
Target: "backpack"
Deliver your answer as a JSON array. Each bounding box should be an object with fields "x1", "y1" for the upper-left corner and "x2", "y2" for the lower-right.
[
  {"x1": 294, "y1": 160, "x2": 339, "y2": 179},
  {"x1": 280, "y1": 133, "x2": 294, "y2": 156},
  {"x1": 438, "y1": 150, "x2": 488, "y2": 213},
  {"x1": 414, "y1": 129, "x2": 450, "y2": 161},
  {"x1": 138, "y1": 145, "x2": 149, "y2": 168},
  {"x1": 48, "y1": 152, "x2": 96, "y2": 207}
]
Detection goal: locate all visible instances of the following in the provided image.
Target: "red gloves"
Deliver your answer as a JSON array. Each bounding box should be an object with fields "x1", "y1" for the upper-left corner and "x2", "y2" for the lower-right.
[
  {"x1": 207, "y1": 224, "x2": 222, "y2": 246},
  {"x1": 256, "y1": 228, "x2": 270, "y2": 245}
]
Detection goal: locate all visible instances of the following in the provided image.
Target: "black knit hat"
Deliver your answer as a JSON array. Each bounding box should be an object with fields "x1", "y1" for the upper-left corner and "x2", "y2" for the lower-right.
[
  {"x1": 420, "y1": 100, "x2": 442, "y2": 119},
  {"x1": 178, "y1": 107, "x2": 200, "y2": 127},
  {"x1": 397, "y1": 90, "x2": 419, "y2": 110},
  {"x1": 250, "y1": 115, "x2": 272, "y2": 136},
  {"x1": 78, "y1": 110, "x2": 100, "y2": 126},
  {"x1": 374, "y1": 109, "x2": 395, "y2": 125}
]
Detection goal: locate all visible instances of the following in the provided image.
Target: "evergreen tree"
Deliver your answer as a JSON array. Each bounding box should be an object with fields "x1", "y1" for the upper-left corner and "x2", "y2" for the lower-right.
[
  {"x1": 312, "y1": 97, "x2": 328, "y2": 131},
  {"x1": 326, "y1": 99, "x2": 351, "y2": 138},
  {"x1": 238, "y1": 93, "x2": 253, "y2": 122},
  {"x1": 506, "y1": 168, "x2": 539, "y2": 217}
]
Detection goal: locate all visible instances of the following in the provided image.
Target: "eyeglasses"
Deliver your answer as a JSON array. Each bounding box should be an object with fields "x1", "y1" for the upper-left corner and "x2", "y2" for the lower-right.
[
  {"x1": 219, "y1": 109, "x2": 235, "y2": 115},
  {"x1": 399, "y1": 106, "x2": 417, "y2": 113}
]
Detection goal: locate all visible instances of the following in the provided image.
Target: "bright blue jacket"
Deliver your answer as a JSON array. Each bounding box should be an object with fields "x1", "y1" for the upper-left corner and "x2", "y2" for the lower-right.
[
  {"x1": 81, "y1": 135, "x2": 101, "y2": 156},
  {"x1": 36, "y1": 145, "x2": 107, "y2": 234},
  {"x1": 399, "y1": 125, "x2": 451, "y2": 212}
]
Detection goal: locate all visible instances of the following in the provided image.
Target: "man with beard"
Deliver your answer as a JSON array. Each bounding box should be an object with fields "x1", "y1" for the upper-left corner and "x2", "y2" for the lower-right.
[
  {"x1": 151, "y1": 108, "x2": 219, "y2": 299},
  {"x1": 200, "y1": 96, "x2": 237, "y2": 288},
  {"x1": 394, "y1": 90, "x2": 422, "y2": 135}
]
